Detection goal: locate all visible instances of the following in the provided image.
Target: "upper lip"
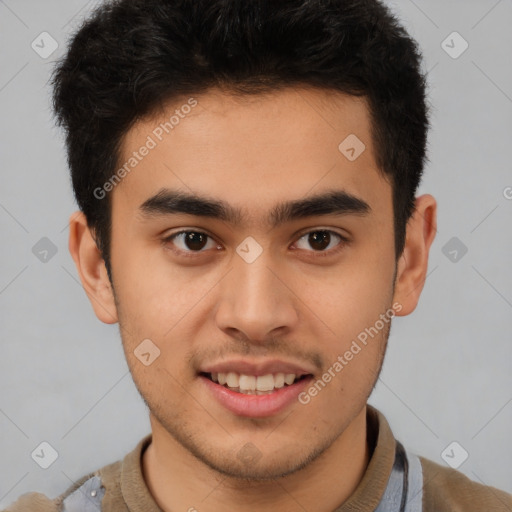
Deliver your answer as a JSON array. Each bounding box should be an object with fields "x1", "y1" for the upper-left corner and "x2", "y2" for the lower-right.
[{"x1": 199, "y1": 359, "x2": 315, "y2": 377}]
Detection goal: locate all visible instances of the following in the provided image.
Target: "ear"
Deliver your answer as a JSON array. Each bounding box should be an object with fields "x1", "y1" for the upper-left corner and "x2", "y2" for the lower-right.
[
  {"x1": 392, "y1": 194, "x2": 437, "y2": 316},
  {"x1": 68, "y1": 211, "x2": 118, "y2": 324}
]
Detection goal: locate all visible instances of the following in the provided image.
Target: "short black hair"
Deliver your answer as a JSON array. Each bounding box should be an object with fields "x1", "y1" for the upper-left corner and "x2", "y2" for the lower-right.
[{"x1": 51, "y1": 0, "x2": 431, "y2": 282}]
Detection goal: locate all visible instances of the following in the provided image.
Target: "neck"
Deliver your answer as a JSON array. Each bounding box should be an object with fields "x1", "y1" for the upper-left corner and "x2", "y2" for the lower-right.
[{"x1": 142, "y1": 405, "x2": 370, "y2": 512}]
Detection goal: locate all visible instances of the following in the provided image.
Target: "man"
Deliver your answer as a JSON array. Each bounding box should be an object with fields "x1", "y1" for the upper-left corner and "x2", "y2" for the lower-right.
[{"x1": 5, "y1": 0, "x2": 511, "y2": 511}]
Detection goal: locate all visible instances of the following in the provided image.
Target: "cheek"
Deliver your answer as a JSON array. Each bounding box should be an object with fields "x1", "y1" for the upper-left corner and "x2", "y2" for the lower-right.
[
  {"x1": 112, "y1": 243, "x2": 196, "y2": 327},
  {"x1": 304, "y1": 255, "x2": 393, "y2": 333},
  {"x1": 297, "y1": 252, "x2": 394, "y2": 384},
  {"x1": 112, "y1": 247, "x2": 221, "y2": 378}
]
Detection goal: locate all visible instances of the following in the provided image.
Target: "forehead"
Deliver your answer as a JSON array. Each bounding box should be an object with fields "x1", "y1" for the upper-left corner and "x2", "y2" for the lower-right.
[{"x1": 113, "y1": 86, "x2": 391, "y2": 228}]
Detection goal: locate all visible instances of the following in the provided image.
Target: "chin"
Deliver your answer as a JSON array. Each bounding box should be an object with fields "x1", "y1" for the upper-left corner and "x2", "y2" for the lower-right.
[{"x1": 198, "y1": 454, "x2": 311, "y2": 481}]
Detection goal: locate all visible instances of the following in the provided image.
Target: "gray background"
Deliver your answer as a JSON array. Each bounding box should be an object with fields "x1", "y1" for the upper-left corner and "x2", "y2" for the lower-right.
[{"x1": 1, "y1": 0, "x2": 511, "y2": 507}]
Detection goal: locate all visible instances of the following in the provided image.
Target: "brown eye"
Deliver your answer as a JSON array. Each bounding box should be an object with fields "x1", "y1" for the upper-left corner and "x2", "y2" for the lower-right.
[
  {"x1": 295, "y1": 230, "x2": 346, "y2": 254},
  {"x1": 307, "y1": 231, "x2": 331, "y2": 251},
  {"x1": 163, "y1": 230, "x2": 218, "y2": 254},
  {"x1": 163, "y1": 228, "x2": 348, "y2": 260},
  {"x1": 181, "y1": 231, "x2": 208, "y2": 251}
]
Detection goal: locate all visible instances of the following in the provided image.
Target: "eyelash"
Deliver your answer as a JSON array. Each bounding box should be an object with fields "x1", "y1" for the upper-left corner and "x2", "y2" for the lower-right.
[{"x1": 161, "y1": 229, "x2": 349, "y2": 260}]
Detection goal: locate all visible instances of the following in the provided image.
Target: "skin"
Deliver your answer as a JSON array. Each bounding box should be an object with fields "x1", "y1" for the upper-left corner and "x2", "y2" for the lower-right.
[{"x1": 69, "y1": 86, "x2": 437, "y2": 512}]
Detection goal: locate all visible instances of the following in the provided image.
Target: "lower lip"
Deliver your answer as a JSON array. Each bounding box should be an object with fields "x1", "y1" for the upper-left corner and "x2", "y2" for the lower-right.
[{"x1": 199, "y1": 375, "x2": 313, "y2": 418}]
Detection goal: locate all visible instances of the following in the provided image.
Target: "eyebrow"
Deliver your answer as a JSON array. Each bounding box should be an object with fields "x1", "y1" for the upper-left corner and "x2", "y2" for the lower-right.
[{"x1": 138, "y1": 188, "x2": 371, "y2": 229}]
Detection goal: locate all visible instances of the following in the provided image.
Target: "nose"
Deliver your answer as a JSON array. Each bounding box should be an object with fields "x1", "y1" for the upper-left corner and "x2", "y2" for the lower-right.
[{"x1": 214, "y1": 249, "x2": 299, "y2": 345}]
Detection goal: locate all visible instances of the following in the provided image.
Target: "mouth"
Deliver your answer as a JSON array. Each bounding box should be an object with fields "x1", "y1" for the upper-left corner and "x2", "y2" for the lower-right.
[
  {"x1": 199, "y1": 371, "x2": 311, "y2": 395},
  {"x1": 198, "y1": 371, "x2": 314, "y2": 418}
]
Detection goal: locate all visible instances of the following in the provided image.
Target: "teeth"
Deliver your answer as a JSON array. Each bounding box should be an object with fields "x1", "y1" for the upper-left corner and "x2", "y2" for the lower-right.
[
  {"x1": 274, "y1": 373, "x2": 285, "y2": 388},
  {"x1": 208, "y1": 372, "x2": 303, "y2": 393},
  {"x1": 226, "y1": 372, "x2": 239, "y2": 388},
  {"x1": 239, "y1": 375, "x2": 256, "y2": 391},
  {"x1": 284, "y1": 373, "x2": 296, "y2": 385},
  {"x1": 256, "y1": 374, "x2": 274, "y2": 391}
]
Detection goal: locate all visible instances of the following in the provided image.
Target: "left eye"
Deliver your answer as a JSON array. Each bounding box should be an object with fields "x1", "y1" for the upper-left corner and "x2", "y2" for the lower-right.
[
  {"x1": 163, "y1": 229, "x2": 347, "y2": 256},
  {"x1": 294, "y1": 230, "x2": 347, "y2": 253}
]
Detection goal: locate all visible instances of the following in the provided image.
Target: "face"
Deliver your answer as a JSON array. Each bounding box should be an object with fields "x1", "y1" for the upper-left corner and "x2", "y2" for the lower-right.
[{"x1": 105, "y1": 87, "x2": 399, "y2": 479}]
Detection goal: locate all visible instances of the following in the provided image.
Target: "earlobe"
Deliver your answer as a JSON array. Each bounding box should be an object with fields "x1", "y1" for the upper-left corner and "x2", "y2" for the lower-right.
[
  {"x1": 68, "y1": 211, "x2": 118, "y2": 324},
  {"x1": 392, "y1": 194, "x2": 437, "y2": 316}
]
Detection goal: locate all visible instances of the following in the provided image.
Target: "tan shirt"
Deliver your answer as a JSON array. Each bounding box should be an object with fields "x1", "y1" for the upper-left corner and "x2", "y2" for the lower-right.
[{"x1": 5, "y1": 405, "x2": 512, "y2": 511}]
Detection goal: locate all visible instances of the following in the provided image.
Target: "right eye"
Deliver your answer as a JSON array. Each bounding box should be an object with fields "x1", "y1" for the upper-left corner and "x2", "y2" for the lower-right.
[{"x1": 162, "y1": 230, "x2": 222, "y2": 257}]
